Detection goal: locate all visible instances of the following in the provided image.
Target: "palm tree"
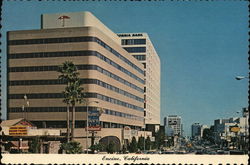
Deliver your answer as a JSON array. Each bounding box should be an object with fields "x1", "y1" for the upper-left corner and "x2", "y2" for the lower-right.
[
  {"x1": 65, "y1": 79, "x2": 84, "y2": 139},
  {"x1": 58, "y1": 61, "x2": 84, "y2": 141}
]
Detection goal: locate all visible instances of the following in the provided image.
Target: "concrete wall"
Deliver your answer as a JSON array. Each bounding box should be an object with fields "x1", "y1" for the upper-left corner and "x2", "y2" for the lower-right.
[{"x1": 27, "y1": 128, "x2": 60, "y2": 136}]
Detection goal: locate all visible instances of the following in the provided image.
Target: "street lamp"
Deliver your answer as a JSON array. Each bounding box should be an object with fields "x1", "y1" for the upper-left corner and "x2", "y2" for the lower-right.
[
  {"x1": 22, "y1": 94, "x2": 29, "y2": 120},
  {"x1": 86, "y1": 100, "x2": 99, "y2": 154},
  {"x1": 235, "y1": 76, "x2": 249, "y2": 80},
  {"x1": 235, "y1": 76, "x2": 249, "y2": 153}
]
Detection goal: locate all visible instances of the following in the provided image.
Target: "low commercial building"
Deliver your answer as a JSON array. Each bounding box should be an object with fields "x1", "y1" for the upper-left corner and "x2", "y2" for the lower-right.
[{"x1": 1, "y1": 118, "x2": 62, "y2": 153}]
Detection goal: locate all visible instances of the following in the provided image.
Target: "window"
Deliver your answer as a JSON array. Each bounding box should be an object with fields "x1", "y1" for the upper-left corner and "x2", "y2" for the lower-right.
[
  {"x1": 8, "y1": 36, "x2": 144, "y2": 75},
  {"x1": 121, "y1": 39, "x2": 146, "y2": 45},
  {"x1": 133, "y1": 55, "x2": 146, "y2": 61},
  {"x1": 123, "y1": 47, "x2": 146, "y2": 53}
]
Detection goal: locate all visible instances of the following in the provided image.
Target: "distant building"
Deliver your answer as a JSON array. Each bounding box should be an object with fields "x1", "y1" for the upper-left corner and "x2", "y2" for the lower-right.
[
  {"x1": 164, "y1": 115, "x2": 182, "y2": 136},
  {"x1": 200, "y1": 124, "x2": 209, "y2": 138},
  {"x1": 191, "y1": 123, "x2": 201, "y2": 139},
  {"x1": 191, "y1": 123, "x2": 209, "y2": 139},
  {"x1": 213, "y1": 108, "x2": 248, "y2": 145}
]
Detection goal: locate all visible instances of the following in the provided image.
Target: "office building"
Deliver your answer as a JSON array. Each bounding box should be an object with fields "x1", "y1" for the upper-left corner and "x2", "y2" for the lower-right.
[
  {"x1": 7, "y1": 11, "x2": 145, "y2": 136},
  {"x1": 117, "y1": 33, "x2": 160, "y2": 125},
  {"x1": 200, "y1": 124, "x2": 209, "y2": 138},
  {"x1": 191, "y1": 123, "x2": 201, "y2": 138},
  {"x1": 164, "y1": 115, "x2": 182, "y2": 136}
]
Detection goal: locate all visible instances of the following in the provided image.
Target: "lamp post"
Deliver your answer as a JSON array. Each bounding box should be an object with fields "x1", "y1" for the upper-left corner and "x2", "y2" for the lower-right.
[
  {"x1": 22, "y1": 94, "x2": 29, "y2": 120},
  {"x1": 86, "y1": 100, "x2": 99, "y2": 154},
  {"x1": 235, "y1": 76, "x2": 249, "y2": 80},
  {"x1": 235, "y1": 76, "x2": 249, "y2": 153},
  {"x1": 143, "y1": 117, "x2": 146, "y2": 152}
]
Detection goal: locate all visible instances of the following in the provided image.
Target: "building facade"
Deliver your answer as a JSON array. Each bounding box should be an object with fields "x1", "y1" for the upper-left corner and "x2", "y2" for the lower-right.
[
  {"x1": 164, "y1": 115, "x2": 182, "y2": 136},
  {"x1": 117, "y1": 33, "x2": 161, "y2": 125},
  {"x1": 7, "y1": 12, "x2": 145, "y2": 135},
  {"x1": 191, "y1": 123, "x2": 201, "y2": 139}
]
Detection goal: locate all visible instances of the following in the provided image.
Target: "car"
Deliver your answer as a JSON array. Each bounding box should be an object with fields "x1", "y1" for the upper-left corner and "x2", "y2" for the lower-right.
[
  {"x1": 162, "y1": 151, "x2": 174, "y2": 154},
  {"x1": 229, "y1": 150, "x2": 245, "y2": 155},
  {"x1": 216, "y1": 150, "x2": 225, "y2": 155},
  {"x1": 195, "y1": 150, "x2": 203, "y2": 155}
]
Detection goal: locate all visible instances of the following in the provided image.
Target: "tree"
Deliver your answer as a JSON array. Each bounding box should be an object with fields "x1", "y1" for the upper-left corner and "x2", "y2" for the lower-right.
[
  {"x1": 58, "y1": 61, "x2": 84, "y2": 141},
  {"x1": 128, "y1": 136, "x2": 138, "y2": 153},
  {"x1": 90, "y1": 143, "x2": 104, "y2": 153},
  {"x1": 28, "y1": 137, "x2": 41, "y2": 153},
  {"x1": 137, "y1": 136, "x2": 144, "y2": 151},
  {"x1": 153, "y1": 128, "x2": 166, "y2": 149},
  {"x1": 202, "y1": 127, "x2": 214, "y2": 144},
  {"x1": 106, "y1": 141, "x2": 116, "y2": 154},
  {"x1": 60, "y1": 141, "x2": 82, "y2": 154},
  {"x1": 145, "y1": 136, "x2": 151, "y2": 150}
]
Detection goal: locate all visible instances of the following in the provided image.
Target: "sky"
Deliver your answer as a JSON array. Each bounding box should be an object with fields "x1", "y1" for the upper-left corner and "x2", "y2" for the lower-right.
[{"x1": 1, "y1": 1, "x2": 248, "y2": 136}]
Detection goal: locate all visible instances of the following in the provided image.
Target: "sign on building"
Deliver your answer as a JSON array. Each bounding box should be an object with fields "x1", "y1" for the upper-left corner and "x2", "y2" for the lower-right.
[
  {"x1": 9, "y1": 120, "x2": 35, "y2": 136},
  {"x1": 9, "y1": 126, "x2": 28, "y2": 136},
  {"x1": 87, "y1": 109, "x2": 101, "y2": 131},
  {"x1": 230, "y1": 126, "x2": 240, "y2": 133},
  {"x1": 123, "y1": 126, "x2": 131, "y2": 140}
]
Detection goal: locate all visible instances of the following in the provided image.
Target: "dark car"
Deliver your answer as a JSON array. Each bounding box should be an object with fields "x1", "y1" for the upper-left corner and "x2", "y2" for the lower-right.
[{"x1": 229, "y1": 150, "x2": 245, "y2": 155}]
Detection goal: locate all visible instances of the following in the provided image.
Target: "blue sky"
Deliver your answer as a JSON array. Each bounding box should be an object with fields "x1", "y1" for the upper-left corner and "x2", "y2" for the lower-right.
[{"x1": 1, "y1": 1, "x2": 248, "y2": 136}]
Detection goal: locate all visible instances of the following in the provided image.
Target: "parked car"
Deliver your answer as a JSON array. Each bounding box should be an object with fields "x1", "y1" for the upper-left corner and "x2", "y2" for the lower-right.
[
  {"x1": 162, "y1": 151, "x2": 174, "y2": 154},
  {"x1": 229, "y1": 150, "x2": 244, "y2": 155}
]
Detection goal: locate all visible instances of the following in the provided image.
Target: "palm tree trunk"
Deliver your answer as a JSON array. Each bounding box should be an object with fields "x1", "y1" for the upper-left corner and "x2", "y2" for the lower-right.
[
  {"x1": 66, "y1": 104, "x2": 70, "y2": 142},
  {"x1": 71, "y1": 104, "x2": 76, "y2": 140}
]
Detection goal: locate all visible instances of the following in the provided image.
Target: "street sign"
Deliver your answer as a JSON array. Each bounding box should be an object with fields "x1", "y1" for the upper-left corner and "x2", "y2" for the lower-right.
[{"x1": 87, "y1": 109, "x2": 101, "y2": 131}]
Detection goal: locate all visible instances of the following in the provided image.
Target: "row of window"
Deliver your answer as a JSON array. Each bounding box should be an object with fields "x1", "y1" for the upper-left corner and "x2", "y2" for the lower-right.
[
  {"x1": 9, "y1": 64, "x2": 144, "y2": 93},
  {"x1": 9, "y1": 92, "x2": 144, "y2": 111},
  {"x1": 8, "y1": 106, "x2": 143, "y2": 121},
  {"x1": 87, "y1": 79, "x2": 144, "y2": 102},
  {"x1": 95, "y1": 52, "x2": 145, "y2": 84},
  {"x1": 8, "y1": 36, "x2": 144, "y2": 75},
  {"x1": 121, "y1": 39, "x2": 146, "y2": 45},
  {"x1": 104, "y1": 109, "x2": 144, "y2": 121},
  {"x1": 9, "y1": 93, "x2": 63, "y2": 99},
  {"x1": 86, "y1": 92, "x2": 144, "y2": 111},
  {"x1": 9, "y1": 50, "x2": 145, "y2": 84},
  {"x1": 86, "y1": 66, "x2": 143, "y2": 93},
  {"x1": 9, "y1": 50, "x2": 94, "y2": 59},
  {"x1": 123, "y1": 47, "x2": 146, "y2": 53},
  {"x1": 95, "y1": 38, "x2": 144, "y2": 75},
  {"x1": 9, "y1": 78, "x2": 143, "y2": 102},
  {"x1": 9, "y1": 106, "x2": 96, "y2": 112},
  {"x1": 133, "y1": 55, "x2": 146, "y2": 61}
]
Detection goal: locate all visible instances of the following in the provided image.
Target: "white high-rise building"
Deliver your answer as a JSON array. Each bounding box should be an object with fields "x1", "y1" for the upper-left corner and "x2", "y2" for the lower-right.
[
  {"x1": 164, "y1": 115, "x2": 182, "y2": 136},
  {"x1": 117, "y1": 33, "x2": 161, "y2": 125}
]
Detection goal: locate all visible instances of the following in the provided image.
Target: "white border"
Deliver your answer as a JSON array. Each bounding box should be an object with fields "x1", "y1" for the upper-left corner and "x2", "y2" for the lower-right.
[{"x1": 2, "y1": 154, "x2": 249, "y2": 164}]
